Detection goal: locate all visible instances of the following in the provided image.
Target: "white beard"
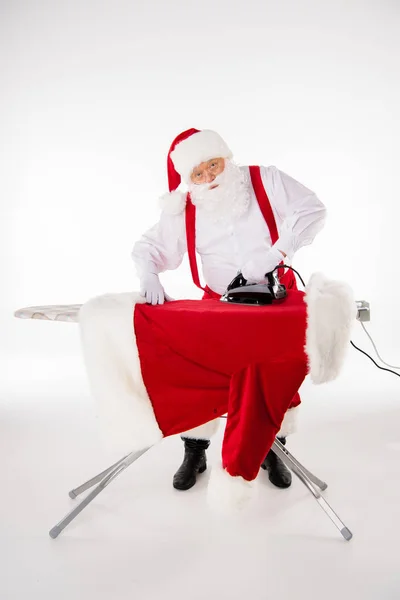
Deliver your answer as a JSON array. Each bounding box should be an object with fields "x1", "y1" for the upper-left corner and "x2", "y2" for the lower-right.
[{"x1": 188, "y1": 161, "x2": 250, "y2": 223}]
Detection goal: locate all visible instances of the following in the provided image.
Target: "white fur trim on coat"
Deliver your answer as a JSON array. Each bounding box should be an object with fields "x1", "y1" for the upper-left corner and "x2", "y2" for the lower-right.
[
  {"x1": 159, "y1": 191, "x2": 187, "y2": 215},
  {"x1": 170, "y1": 130, "x2": 233, "y2": 182},
  {"x1": 79, "y1": 292, "x2": 163, "y2": 455},
  {"x1": 181, "y1": 418, "x2": 220, "y2": 440},
  {"x1": 277, "y1": 406, "x2": 299, "y2": 437},
  {"x1": 207, "y1": 463, "x2": 258, "y2": 514},
  {"x1": 304, "y1": 272, "x2": 357, "y2": 384}
]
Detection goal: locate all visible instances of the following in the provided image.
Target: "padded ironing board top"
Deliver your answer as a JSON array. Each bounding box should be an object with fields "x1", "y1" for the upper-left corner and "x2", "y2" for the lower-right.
[{"x1": 14, "y1": 304, "x2": 82, "y2": 323}]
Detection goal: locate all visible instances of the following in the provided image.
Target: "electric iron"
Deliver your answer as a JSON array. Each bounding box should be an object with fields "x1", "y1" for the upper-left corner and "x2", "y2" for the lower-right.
[{"x1": 220, "y1": 268, "x2": 287, "y2": 306}]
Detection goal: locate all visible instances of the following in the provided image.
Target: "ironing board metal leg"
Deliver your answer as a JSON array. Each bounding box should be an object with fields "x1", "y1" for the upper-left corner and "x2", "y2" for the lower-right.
[
  {"x1": 49, "y1": 447, "x2": 151, "y2": 539},
  {"x1": 49, "y1": 464, "x2": 126, "y2": 539},
  {"x1": 69, "y1": 455, "x2": 130, "y2": 499},
  {"x1": 272, "y1": 439, "x2": 328, "y2": 490},
  {"x1": 272, "y1": 442, "x2": 353, "y2": 541}
]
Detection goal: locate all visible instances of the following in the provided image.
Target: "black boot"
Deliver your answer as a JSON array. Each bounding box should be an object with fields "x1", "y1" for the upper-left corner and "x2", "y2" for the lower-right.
[
  {"x1": 173, "y1": 437, "x2": 210, "y2": 491},
  {"x1": 261, "y1": 437, "x2": 292, "y2": 489}
]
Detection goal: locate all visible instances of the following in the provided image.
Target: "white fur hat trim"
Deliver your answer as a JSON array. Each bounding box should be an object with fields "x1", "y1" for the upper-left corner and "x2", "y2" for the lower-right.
[{"x1": 170, "y1": 130, "x2": 233, "y2": 181}]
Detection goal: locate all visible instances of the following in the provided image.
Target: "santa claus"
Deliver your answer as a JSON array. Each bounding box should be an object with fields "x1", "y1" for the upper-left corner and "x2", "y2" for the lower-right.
[{"x1": 131, "y1": 128, "x2": 327, "y2": 492}]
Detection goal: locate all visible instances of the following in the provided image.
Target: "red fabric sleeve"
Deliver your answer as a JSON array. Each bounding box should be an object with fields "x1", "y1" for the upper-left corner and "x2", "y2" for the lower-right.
[{"x1": 222, "y1": 357, "x2": 307, "y2": 480}]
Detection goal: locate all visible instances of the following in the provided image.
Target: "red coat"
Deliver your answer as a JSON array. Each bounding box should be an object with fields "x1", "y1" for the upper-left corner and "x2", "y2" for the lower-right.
[{"x1": 134, "y1": 290, "x2": 307, "y2": 481}]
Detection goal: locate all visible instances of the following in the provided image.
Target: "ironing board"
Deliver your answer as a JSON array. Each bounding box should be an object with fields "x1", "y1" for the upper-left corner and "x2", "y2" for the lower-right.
[{"x1": 14, "y1": 302, "x2": 353, "y2": 542}]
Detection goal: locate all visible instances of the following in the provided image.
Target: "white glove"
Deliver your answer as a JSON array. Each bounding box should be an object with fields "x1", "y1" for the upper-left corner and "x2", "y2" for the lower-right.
[
  {"x1": 139, "y1": 273, "x2": 173, "y2": 305},
  {"x1": 241, "y1": 247, "x2": 284, "y2": 284}
]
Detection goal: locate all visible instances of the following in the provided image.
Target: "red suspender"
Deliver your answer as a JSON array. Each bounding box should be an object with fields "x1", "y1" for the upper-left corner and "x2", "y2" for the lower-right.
[
  {"x1": 248, "y1": 165, "x2": 279, "y2": 244},
  {"x1": 185, "y1": 194, "x2": 207, "y2": 291},
  {"x1": 185, "y1": 166, "x2": 280, "y2": 290},
  {"x1": 248, "y1": 165, "x2": 285, "y2": 280}
]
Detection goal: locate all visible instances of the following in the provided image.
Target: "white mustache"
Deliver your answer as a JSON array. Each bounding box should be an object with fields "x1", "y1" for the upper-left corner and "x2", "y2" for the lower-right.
[
  {"x1": 190, "y1": 169, "x2": 231, "y2": 197},
  {"x1": 194, "y1": 177, "x2": 224, "y2": 194}
]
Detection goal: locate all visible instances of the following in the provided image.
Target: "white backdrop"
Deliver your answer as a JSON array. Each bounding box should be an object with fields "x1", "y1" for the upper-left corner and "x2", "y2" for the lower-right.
[{"x1": 1, "y1": 0, "x2": 400, "y2": 370}]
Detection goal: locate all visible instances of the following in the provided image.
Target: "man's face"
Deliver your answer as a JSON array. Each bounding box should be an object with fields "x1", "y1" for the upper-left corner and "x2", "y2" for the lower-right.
[
  {"x1": 188, "y1": 158, "x2": 250, "y2": 220},
  {"x1": 190, "y1": 157, "x2": 225, "y2": 187}
]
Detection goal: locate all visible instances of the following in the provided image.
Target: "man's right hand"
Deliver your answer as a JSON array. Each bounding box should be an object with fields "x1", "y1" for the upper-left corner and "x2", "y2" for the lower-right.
[{"x1": 139, "y1": 273, "x2": 173, "y2": 305}]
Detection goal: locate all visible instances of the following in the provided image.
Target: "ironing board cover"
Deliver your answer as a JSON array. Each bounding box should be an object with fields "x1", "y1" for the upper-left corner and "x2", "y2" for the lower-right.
[{"x1": 14, "y1": 305, "x2": 81, "y2": 322}]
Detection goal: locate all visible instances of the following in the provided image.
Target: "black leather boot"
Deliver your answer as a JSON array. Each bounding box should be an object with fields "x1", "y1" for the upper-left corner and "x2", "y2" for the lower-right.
[
  {"x1": 261, "y1": 437, "x2": 292, "y2": 489},
  {"x1": 173, "y1": 437, "x2": 210, "y2": 491}
]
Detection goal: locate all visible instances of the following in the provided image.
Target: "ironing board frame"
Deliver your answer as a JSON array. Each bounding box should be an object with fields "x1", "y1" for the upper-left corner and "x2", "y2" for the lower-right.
[{"x1": 48, "y1": 439, "x2": 352, "y2": 541}]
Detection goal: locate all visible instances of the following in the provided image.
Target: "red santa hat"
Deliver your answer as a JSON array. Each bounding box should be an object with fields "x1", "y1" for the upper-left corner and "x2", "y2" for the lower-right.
[{"x1": 160, "y1": 128, "x2": 234, "y2": 215}]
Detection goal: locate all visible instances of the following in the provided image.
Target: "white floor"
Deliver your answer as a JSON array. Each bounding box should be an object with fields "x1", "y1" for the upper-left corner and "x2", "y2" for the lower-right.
[{"x1": 1, "y1": 340, "x2": 400, "y2": 600}]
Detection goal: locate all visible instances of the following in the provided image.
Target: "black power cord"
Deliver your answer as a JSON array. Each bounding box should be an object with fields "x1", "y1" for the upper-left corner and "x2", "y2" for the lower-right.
[
  {"x1": 350, "y1": 340, "x2": 400, "y2": 378},
  {"x1": 276, "y1": 265, "x2": 400, "y2": 380},
  {"x1": 279, "y1": 264, "x2": 306, "y2": 287}
]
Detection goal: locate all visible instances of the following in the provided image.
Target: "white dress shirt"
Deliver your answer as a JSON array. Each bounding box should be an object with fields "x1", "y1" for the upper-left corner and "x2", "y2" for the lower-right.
[{"x1": 132, "y1": 165, "x2": 327, "y2": 295}]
